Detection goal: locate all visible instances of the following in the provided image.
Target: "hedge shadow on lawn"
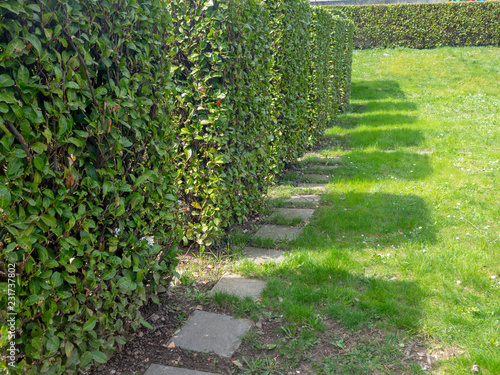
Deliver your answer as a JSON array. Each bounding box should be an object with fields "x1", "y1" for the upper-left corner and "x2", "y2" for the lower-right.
[
  {"x1": 333, "y1": 113, "x2": 418, "y2": 129},
  {"x1": 265, "y1": 260, "x2": 424, "y2": 330},
  {"x1": 350, "y1": 100, "x2": 418, "y2": 114},
  {"x1": 295, "y1": 191, "x2": 437, "y2": 252},
  {"x1": 351, "y1": 80, "x2": 406, "y2": 100},
  {"x1": 346, "y1": 127, "x2": 425, "y2": 149},
  {"x1": 333, "y1": 150, "x2": 433, "y2": 182}
]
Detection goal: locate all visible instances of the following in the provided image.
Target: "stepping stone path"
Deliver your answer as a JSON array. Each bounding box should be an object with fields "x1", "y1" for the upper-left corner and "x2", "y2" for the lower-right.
[
  {"x1": 270, "y1": 208, "x2": 315, "y2": 222},
  {"x1": 254, "y1": 224, "x2": 302, "y2": 242},
  {"x1": 311, "y1": 164, "x2": 339, "y2": 171},
  {"x1": 296, "y1": 182, "x2": 326, "y2": 190},
  {"x1": 168, "y1": 310, "x2": 252, "y2": 358},
  {"x1": 210, "y1": 272, "x2": 266, "y2": 300},
  {"x1": 302, "y1": 173, "x2": 330, "y2": 181},
  {"x1": 240, "y1": 246, "x2": 287, "y2": 263},
  {"x1": 285, "y1": 194, "x2": 320, "y2": 204},
  {"x1": 145, "y1": 364, "x2": 216, "y2": 375},
  {"x1": 145, "y1": 163, "x2": 330, "y2": 374}
]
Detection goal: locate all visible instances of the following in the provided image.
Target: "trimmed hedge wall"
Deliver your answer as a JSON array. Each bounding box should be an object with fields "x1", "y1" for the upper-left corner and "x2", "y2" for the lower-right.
[
  {"x1": 308, "y1": 7, "x2": 333, "y2": 144},
  {"x1": 267, "y1": 0, "x2": 313, "y2": 166},
  {"x1": 0, "y1": 0, "x2": 354, "y2": 373},
  {"x1": 331, "y1": 2, "x2": 500, "y2": 49},
  {"x1": 0, "y1": 0, "x2": 180, "y2": 373},
  {"x1": 167, "y1": 0, "x2": 274, "y2": 247}
]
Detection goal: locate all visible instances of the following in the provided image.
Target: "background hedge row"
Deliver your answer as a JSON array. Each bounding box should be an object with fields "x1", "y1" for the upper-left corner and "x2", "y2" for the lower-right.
[
  {"x1": 0, "y1": 0, "x2": 353, "y2": 373},
  {"x1": 329, "y1": 2, "x2": 500, "y2": 49}
]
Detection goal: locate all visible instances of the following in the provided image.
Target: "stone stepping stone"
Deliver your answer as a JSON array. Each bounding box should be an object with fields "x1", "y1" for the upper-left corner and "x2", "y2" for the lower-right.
[
  {"x1": 144, "y1": 364, "x2": 215, "y2": 375},
  {"x1": 302, "y1": 173, "x2": 329, "y2": 181},
  {"x1": 285, "y1": 194, "x2": 320, "y2": 204},
  {"x1": 254, "y1": 224, "x2": 302, "y2": 241},
  {"x1": 240, "y1": 246, "x2": 287, "y2": 263},
  {"x1": 210, "y1": 272, "x2": 266, "y2": 300},
  {"x1": 309, "y1": 164, "x2": 340, "y2": 170},
  {"x1": 296, "y1": 183, "x2": 326, "y2": 190},
  {"x1": 168, "y1": 311, "x2": 252, "y2": 358},
  {"x1": 270, "y1": 208, "x2": 315, "y2": 222}
]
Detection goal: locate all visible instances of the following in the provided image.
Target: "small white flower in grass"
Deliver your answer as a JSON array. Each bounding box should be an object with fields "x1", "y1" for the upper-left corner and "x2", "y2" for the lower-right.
[
  {"x1": 456, "y1": 237, "x2": 459, "y2": 240},
  {"x1": 491, "y1": 276, "x2": 497, "y2": 280},
  {"x1": 457, "y1": 203, "x2": 461, "y2": 206},
  {"x1": 456, "y1": 280, "x2": 461, "y2": 285}
]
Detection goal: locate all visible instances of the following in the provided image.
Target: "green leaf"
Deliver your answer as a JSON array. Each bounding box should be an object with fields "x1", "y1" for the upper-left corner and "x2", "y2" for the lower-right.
[
  {"x1": 51, "y1": 272, "x2": 63, "y2": 288},
  {"x1": 40, "y1": 214, "x2": 57, "y2": 227},
  {"x1": 0, "y1": 74, "x2": 15, "y2": 88},
  {"x1": 25, "y1": 34, "x2": 42, "y2": 55},
  {"x1": 46, "y1": 336, "x2": 60, "y2": 353},
  {"x1": 103, "y1": 180, "x2": 113, "y2": 195},
  {"x1": 102, "y1": 268, "x2": 117, "y2": 281},
  {"x1": 134, "y1": 173, "x2": 151, "y2": 187},
  {"x1": 65, "y1": 81, "x2": 80, "y2": 89},
  {"x1": 33, "y1": 156, "x2": 45, "y2": 171},
  {"x1": 65, "y1": 341, "x2": 74, "y2": 357},
  {"x1": 17, "y1": 65, "x2": 29, "y2": 84},
  {"x1": 91, "y1": 350, "x2": 108, "y2": 363},
  {"x1": 0, "y1": 184, "x2": 11, "y2": 209},
  {"x1": 25, "y1": 294, "x2": 43, "y2": 306},
  {"x1": 83, "y1": 315, "x2": 97, "y2": 332},
  {"x1": 140, "y1": 318, "x2": 154, "y2": 330},
  {"x1": 0, "y1": 92, "x2": 21, "y2": 105}
]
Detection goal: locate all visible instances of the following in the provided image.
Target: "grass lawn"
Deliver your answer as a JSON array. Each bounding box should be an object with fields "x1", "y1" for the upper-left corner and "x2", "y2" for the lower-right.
[{"x1": 227, "y1": 47, "x2": 500, "y2": 374}]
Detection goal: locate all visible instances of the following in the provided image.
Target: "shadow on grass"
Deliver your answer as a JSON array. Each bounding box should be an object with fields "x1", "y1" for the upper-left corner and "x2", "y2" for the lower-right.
[
  {"x1": 333, "y1": 113, "x2": 418, "y2": 129},
  {"x1": 341, "y1": 128, "x2": 425, "y2": 150},
  {"x1": 333, "y1": 150, "x2": 432, "y2": 181},
  {"x1": 264, "y1": 255, "x2": 424, "y2": 330},
  {"x1": 350, "y1": 100, "x2": 417, "y2": 114},
  {"x1": 351, "y1": 80, "x2": 407, "y2": 101}
]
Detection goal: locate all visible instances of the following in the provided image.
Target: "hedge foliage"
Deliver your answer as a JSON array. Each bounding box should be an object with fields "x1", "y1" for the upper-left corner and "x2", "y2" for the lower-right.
[
  {"x1": 329, "y1": 11, "x2": 354, "y2": 113},
  {"x1": 167, "y1": 0, "x2": 274, "y2": 247},
  {"x1": 0, "y1": 0, "x2": 354, "y2": 373},
  {"x1": 331, "y1": 2, "x2": 500, "y2": 49},
  {"x1": 267, "y1": 0, "x2": 312, "y2": 167},
  {"x1": 0, "y1": 0, "x2": 181, "y2": 373},
  {"x1": 308, "y1": 7, "x2": 333, "y2": 144}
]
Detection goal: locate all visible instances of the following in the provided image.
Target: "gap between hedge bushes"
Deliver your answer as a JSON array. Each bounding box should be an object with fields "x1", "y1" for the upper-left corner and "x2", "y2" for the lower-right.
[
  {"x1": 328, "y1": 2, "x2": 500, "y2": 49},
  {"x1": 0, "y1": 0, "x2": 353, "y2": 373}
]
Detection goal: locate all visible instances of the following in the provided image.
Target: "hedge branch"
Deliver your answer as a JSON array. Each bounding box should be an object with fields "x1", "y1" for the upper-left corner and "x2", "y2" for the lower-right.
[
  {"x1": 6, "y1": 120, "x2": 34, "y2": 181},
  {"x1": 63, "y1": 29, "x2": 99, "y2": 109}
]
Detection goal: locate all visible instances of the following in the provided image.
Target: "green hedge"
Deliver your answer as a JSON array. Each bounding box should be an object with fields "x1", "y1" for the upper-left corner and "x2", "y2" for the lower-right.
[
  {"x1": 0, "y1": 0, "x2": 180, "y2": 373},
  {"x1": 267, "y1": 0, "x2": 313, "y2": 166},
  {"x1": 168, "y1": 0, "x2": 273, "y2": 247},
  {"x1": 331, "y1": 2, "x2": 500, "y2": 49},
  {"x1": 329, "y1": 12, "x2": 354, "y2": 114},
  {"x1": 0, "y1": 0, "x2": 353, "y2": 373},
  {"x1": 308, "y1": 7, "x2": 333, "y2": 144}
]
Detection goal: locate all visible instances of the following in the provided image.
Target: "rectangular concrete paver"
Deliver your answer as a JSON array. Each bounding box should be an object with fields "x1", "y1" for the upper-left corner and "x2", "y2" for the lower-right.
[
  {"x1": 240, "y1": 247, "x2": 287, "y2": 263},
  {"x1": 210, "y1": 273, "x2": 266, "y2": 300},
  {"x1": 254, "y1": 224, "x2": 302, "y2": 241},
  {"x1": 310, "y1": 164, "x2": 340, "y2": 170},
  {"x1": 271, "y1": 208, "x2": 315, "y2": 222},
  {"x1": 168, "y1": 311, "x2": 252, "y2": 358},
  {"x1": 296, "y1": 183, "x2": 326, "y2": 190},
  {"x1": 144, "y1": 364, "x2": 216, "y2": 375},
  {"x1": 302, "y1": 173, "x2": 329, "y2": 181},
  {"x1": 285, "y1": 195, "x2": 320, "y2": 204}
]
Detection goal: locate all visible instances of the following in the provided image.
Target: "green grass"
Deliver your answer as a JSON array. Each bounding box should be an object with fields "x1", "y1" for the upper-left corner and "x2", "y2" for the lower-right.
[{"x1": 232, "y1": 47, "x2": 500, "y2": 374}]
